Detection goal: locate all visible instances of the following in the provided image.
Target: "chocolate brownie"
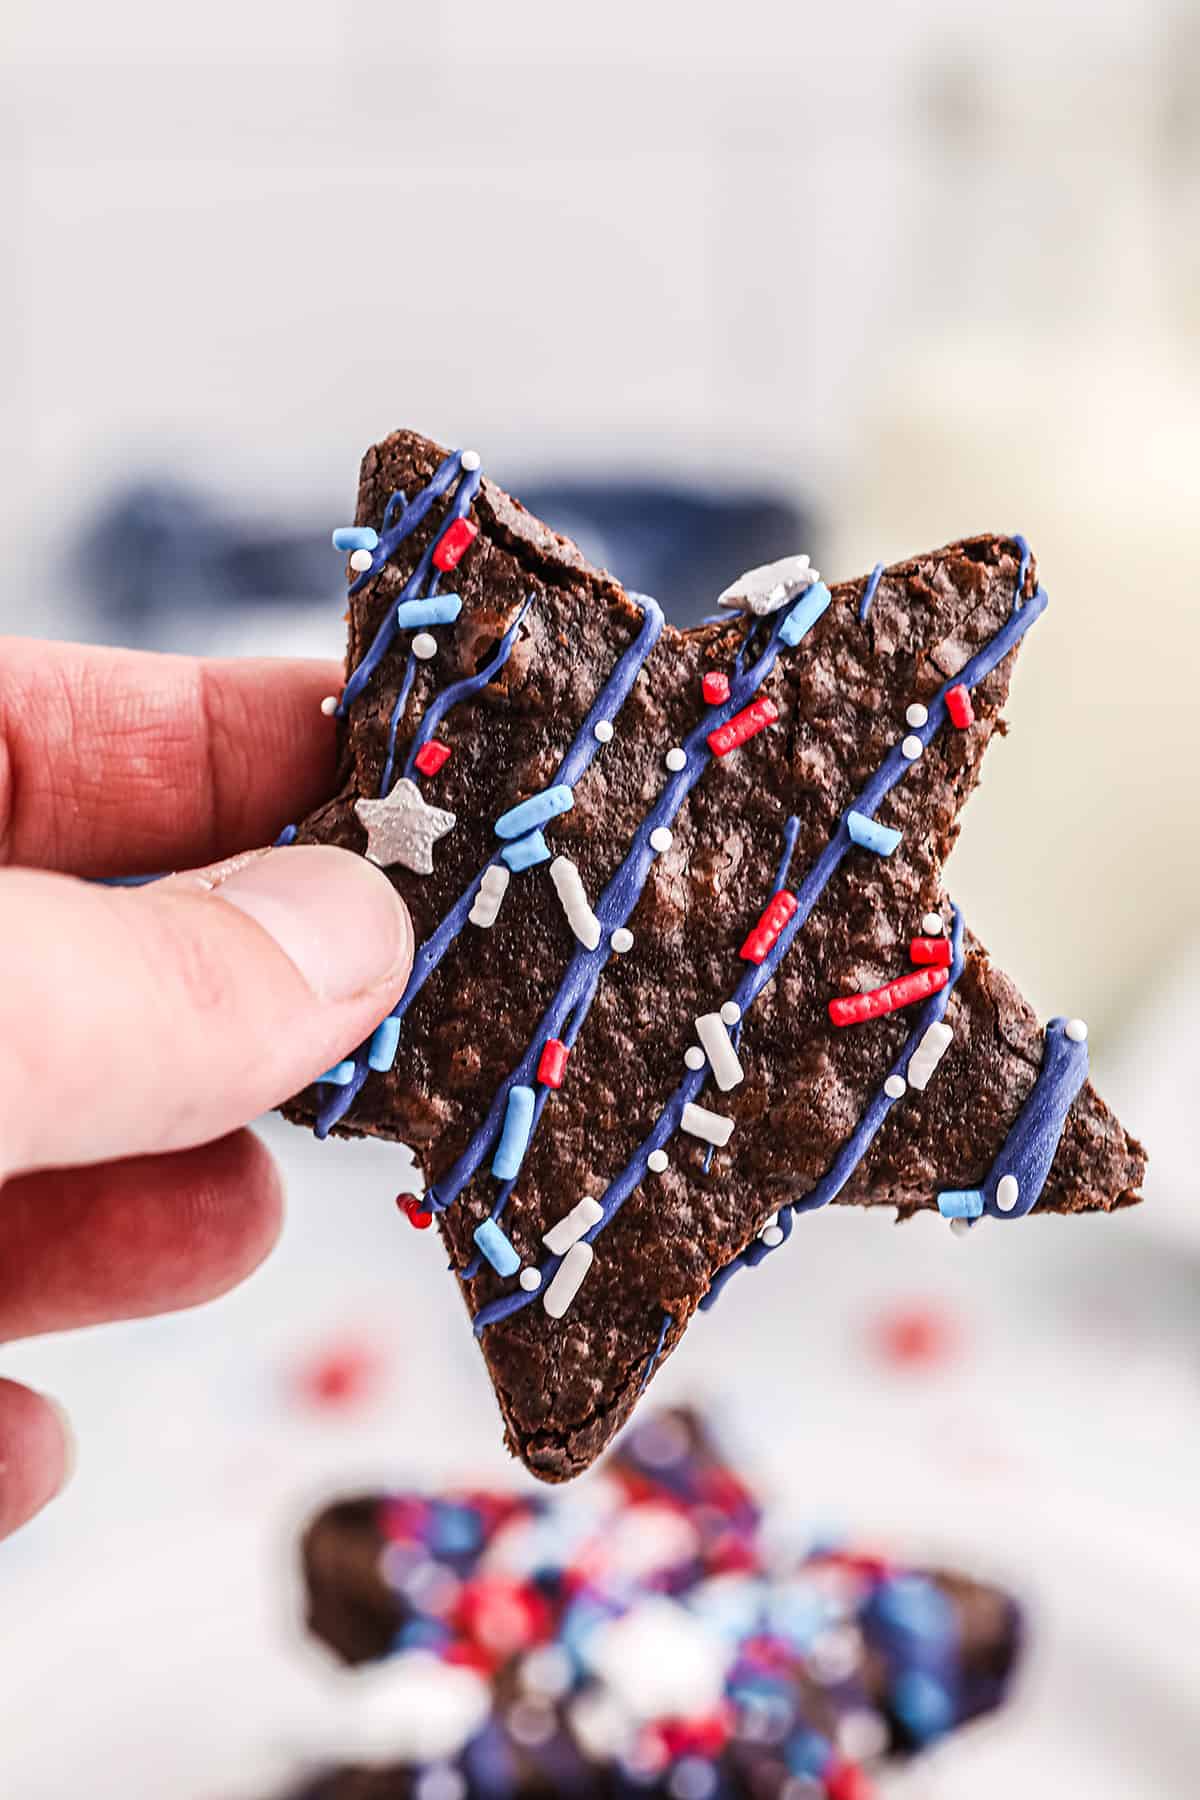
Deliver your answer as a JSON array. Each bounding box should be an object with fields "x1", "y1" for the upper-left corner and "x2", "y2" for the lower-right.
[{"x1": 282, "y1": 430, "x2": 1145, "y2": 1480}]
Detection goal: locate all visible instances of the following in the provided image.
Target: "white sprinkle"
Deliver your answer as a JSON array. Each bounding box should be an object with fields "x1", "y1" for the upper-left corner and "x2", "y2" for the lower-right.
[
  {"x1": 681, "y1": 1101, "x2": 735, "y2": 1148},
  {"x1": 884, "y1": 1074, "x2": 907, "y2": 1100},
  {"x1": 922, "y1": 911, "x2": 944, "y2": 936},
  {"x1": 468, "y1": 863, "x2": 510, "y2": 929},
  {"x1": 650, "y1": 826, "x2": 673, "y2": 853},
  {"x1": 507, "y1": 1698, "x2": 557, "y2": 1748},
  {"x1": 901, "y1": 734, "x2": 923, "y2": 761},
  {"x1": 594, "y1": 718, "x2": 614, "y2": 743},
  {"x1": 996, "y1": 1174, "x2": 1020, "y2": 1213},
  {"x1": 669, "y1": 1758, "x2": 719, "y2": 1800},
  {"x1": 720, "y1": 1001, "x2": 741, "y2": 1026},
  {"x1": 549, "y1": 856, "x2": 602, "y2": 950},
  {"x1": 349, "y1": 547, "x2": 374, "y2": 572},
  {"x1": 761, "y1": 1225, "x2": 784, "y2": 1248},
  {"x1": 907, "y1": 1020, "x2": 954, "y2": 1091},
  {"x1": 1066, "y1": 1017, "x2": 1089, "y2": 1043},
  {"x1": 543, "y1": 1240, "x2": 594, "y2": 1318},
  {"x1": 695, "y1": 1012, "x2": 745, "y2": 1092},
  {"x1": 665, "y1": 747, "x2": 687, "y2": 772},
  {"x1": 647, "y1": 1150, "x2": 669, "y2": 1174},
  {"x1": 320, "y1": 694, "x2": 339, "y2": 717},
  {"x1": 543, "y1": 1196, "x2": 603, "y2": 1257},
  {"x1": 520, "y1": 1645, "x2": 573, "y2": 1699},
  {"x1": 460, "y1": 449, "x2": 481, "y2": 472},
  {"x1": 684, "y1": 1046, "x2": 706, "y2": 1071},
  {"x1": 415, "y1": 1768, "x2": 467, "y2": 1800},
  {"x1": 949, "y1": 1217, "x2": 976, "y2": 1240},
  {"x1": 519, "y1": 1267, "x2": 542, "y2": 1292},
  {"x1": 906, "y1": 702, "x2": 929, "y2": 728},
  {"x1": 412, "y1": 632, "x2": 438, "y2": 660},
  {"x1": 838, "y1": 1709, "x2": 890, "y2": 1762},
  {"x1": 611, "y1": 927, "x2": 634, "y2": 954}
]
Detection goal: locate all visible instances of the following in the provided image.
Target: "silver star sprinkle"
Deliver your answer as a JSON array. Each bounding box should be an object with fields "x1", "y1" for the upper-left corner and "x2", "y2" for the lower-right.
[
  {"x1": 355, "y1": 779, "x2": 456, "y2": 875},
  {"x1": 717, "y1": 553, "x2": 820, "y2": 616}
]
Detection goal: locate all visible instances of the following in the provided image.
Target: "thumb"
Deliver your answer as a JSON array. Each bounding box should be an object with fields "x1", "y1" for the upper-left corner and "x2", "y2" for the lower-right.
[{"x1": 0, "y1": 847, "x2": 413, "y2": 1179}]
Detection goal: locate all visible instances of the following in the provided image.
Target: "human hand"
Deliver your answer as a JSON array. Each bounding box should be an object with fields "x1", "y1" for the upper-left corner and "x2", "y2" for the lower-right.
[{"x1": 0, "y1": 638, "x2": 413, "y2": 1539}]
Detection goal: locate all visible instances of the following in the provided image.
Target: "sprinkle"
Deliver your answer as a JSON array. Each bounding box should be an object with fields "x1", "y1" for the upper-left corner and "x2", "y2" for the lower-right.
[
  {"x1": 356, "y1": 780, "x2": 456, "y2": 874},
  {"x1": 647, "y1": 1150, "x2": 669, "y2": 1173},
  {"x1": 1065, "y1": 1018, "x2": 1089, "y2": 1043},
  {"x1": 542, "y1": 1196, "x2": 603, "y2": 1256},
  {"x1": 681, "y1": 1101, "x2": 735, "y2": 1147},
  {"x1": 549, "y1": 857, "x2": 602, "y2": 950},
  {"x1": 543, "y1": 1241, "x2": 594, "y2": 1318},
  {"x1": 695, "y1": 1013, "x2": 745, "y2": 1092},
  {"x1": 884, "y1": 1074, "x2": 907, "y2": 1100},
  {"x1": 702, "y1": 671, "x2": 731, "y2": 706},
  {"x1": 414, "y1": 740, "x2": 452, "y2": 777},
  {"x1": 901, "y1": 734, "x2": 923, "y2": 761},
  {"x1": 761, "y1": 1225, "x2": 784, "y2": 1248},
  {"x1": 909, "y1": 935, "x2": 952, "y2": 967},
  {"x1": 945, "y1": 684, "x2": 974, "y2": 729},
  {"x1": 468, "y1": 863, "x2": 510, "y2": 928},
  {"x1": 460, "y1": 449, "x2": 482, "y2": 472},
  {"x1": 938, "y1": 1189, "x2": 984, "y2": 1219},
  {"x1": 495, "y1": 784, "x2": 574, "y2": 840},
  {"x1": 684, "y1": 1047, "x2": 706, "y2": 1071},
  {"x1": 906, "y1": 1020, "x2": 953, "y2": 1089},
  {"x1": 536, "y1": 1038, "x2": 569, "y2": 1089},
  {"x1": 473, "y1": 1219, "x2": 521, "y2": 1278},
  {"x1": 778, "y1": 579, "x2": 832, "y2": 646},
  {"x1": 594, "y1": 719, "x2": 614, "y2": 743},
  {"x1": 519, "y1": 1267, "x2": 541, "y2": 1292},
  {"x1": 320, "y1": 694, "x2": 339, "y2": 717},
  {"x1": 398, "y1": 1195, "x2": 433, "y2": 1230},
  {"x1": 492, "y1": 1086, "x2": 536, "y2": 1181},
  {"x1": 396, "y1": 594, "x2": 463, "y2": 629},
  {"x1": 665, "y1": 746, "x2": 687, "y2": 772},
  {"x1": 368, "y1": 1016, "x2": 402, "y2": 1073},
  {"x1": 829, "y1": 966, "x2": 950, "y2": 1027},
  {"x1": 318, "y1": 1059, "x2": 357, "y2": 1086},
  {"x1": 707, "y1": 695, "x2": 780, "y2": 758},
  {"x1": 650, "y1": 826, "x2": 673, "y2": 853},
  {"x1": 720, "y1": 1001, "x2": 741, "y2": 1026},
  {"x1": 995, "y1": 1174, "x2": 1020, "y2": 1213},
  {"x1": 846, "y1": 810, "x2": 902, "y2": 857},
  {"x1": 740, "y1": 889, "x2": 798, "y2": 963},
  {"x1": 332, "y1": 526, "x2": 379, "y2": 552},
  {"x1": 922, "y1": 911, "x2": 944, "y2": 935},
  {"x1": 349, "y1": 548, "x2": 374, "y2": 572},
  {"x1": 611, "y1": 927, "x2": 634, "y2": 954},
  {"x1": 432, "y1": 517, "x2": 478, "y2": 573},
  {"x1": 906, "y1": 703, "x2": 929, "y2": 727},
  {"x1": 949, "y1": 1217, "x2": 976, "y2": 1239},
  {"x1": 500, "y1": 830, "x2": 550, "y2": 871},
  {"x1": 717, "y1": 553, "x2": 815, "y2": 616},
  {"x1": 412, "y1": 632, "x2": 438, "y2": 660}
]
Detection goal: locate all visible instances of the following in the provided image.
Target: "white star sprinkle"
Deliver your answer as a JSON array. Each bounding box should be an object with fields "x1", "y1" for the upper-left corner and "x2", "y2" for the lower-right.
[{"x1": 355, "y1": 779, "x2": 456, "y2": 875}]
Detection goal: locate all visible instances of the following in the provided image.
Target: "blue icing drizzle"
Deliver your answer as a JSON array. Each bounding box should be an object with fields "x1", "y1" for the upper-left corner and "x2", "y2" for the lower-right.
[
  {"x1": 402, "y1": 595, "x2": 534, "y2": 781},
  {"x1": 638, "y1": 1309, "x2": 673, "y2": 1393},
  {"x1": 859, "y1": 560, "x2": 884, "y2": 621},
  {"x1": 378, "y1": 651, "x2": 419, "y2": 798},
  {"x1": 978, "y1": 1017, "x2": 1089, "y2": 1219}
]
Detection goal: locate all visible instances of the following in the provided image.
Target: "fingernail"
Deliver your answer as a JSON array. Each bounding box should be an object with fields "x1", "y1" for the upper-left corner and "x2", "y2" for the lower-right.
[
  {"x1": 215, "y1": 846, "x2": 413, "y2": 1002},
  {"x1": 39, "y1": 1392, "x2": 77, "y2": 1493}
]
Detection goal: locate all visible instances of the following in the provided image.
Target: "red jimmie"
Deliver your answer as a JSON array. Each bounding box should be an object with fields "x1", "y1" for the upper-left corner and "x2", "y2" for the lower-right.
[
  {"x1": 945, "y1": 683, "x2": 974, "y2": 729},
  {"x1": 702, "y1": 670, "x2": 731, "y2": 706},
  {"x1": 537, "y1": 1037, "x2": 569, "y2": 1088},
  {"x1": 740, "y1": 890, "x2": 798, "y2": 963},
  {"x1": 414, "y1": 739, "x2": 452, "y2": 777},
  {"x1": 432, "y1": 517, "x2": 479, "y2": 572},
  {"x1": 828, "y1": 965, "x2": 949, "y2": 1027},
  {"x1": 909, "y1": 935, "x2": 952, "y2": 967},
  {"x1": 397, "y1": 1195, "x2": 433, "y2": 1229},
  {"x1": 707, "y1": 695, "x2": 780, "y2": 757}
]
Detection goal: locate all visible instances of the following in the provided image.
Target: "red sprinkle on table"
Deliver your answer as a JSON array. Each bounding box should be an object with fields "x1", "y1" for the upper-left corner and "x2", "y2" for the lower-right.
[
  {"x1": 909, "y1": 935, "x2": 952, "y2": 967},
  {"x1": 740, "y1": 890, "x2": 798, "y2": 963},
  {"x1": 398, "y1": 1195, "x2": 433, "y2": 1229},
  {"x1": 707, "y1": 695, "x2": 780, "y2": 757},
  {"x1": 414, "y1": 739, "x2": 452, "y2": 777},
  {"x1": 945, "y1": 683, "x2": 974, "y2": 729},
  {"x1": 702, "y1": 670, "x2": 731, "y2": 706},
  {"x1": 828, "y1": 965, "x2": 949, "y2": 1027},
  {"x1": 432, "y1": 517, "x2": 478, "y2": 572},
  {"x1": 537, "y1": 1037, "x2": 569, "y2": 1088}
]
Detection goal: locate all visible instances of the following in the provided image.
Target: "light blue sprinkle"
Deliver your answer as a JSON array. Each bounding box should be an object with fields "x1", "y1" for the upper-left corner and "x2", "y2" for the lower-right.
[
  {"x1": 368, "y1": 1016, "x2": 402, "y2": 1073},
  {"x1": 786, "y1": 1730, "x2": 832, "y2": 1779},
  {"x1": 495, "y1": 784, "x2": 575, "y2": 841},
  {"x1": 492, "y1": 1085, "x2": 536, "y2": 1180},
  {"x1": 473, "y1": 1219, "x2": 521, "y2": 1278},
  {"x1": 318, "y1": 1059, "x2": 357, "y2": 1087},
  {"x1": 875, "y1": 1575, "x2": 955, "y2": 1639},
  {"x1": 893, "y1": 1670, "x2": 955, "y2": 1742},
  {"x1": 332, "y1": 526, "x2": 379, "y2": 552},
  {"x1": 395, "y1": 593, "x2": 463, "y2": 629},
  {"x1": 500, "y1": 829, "x2": 550, "y2": 871},
  {"x1": 937, "y1": 1189, "x2": 984, "y2": 1219},
  {"x1": 846, "y1": 809, "x2": 902, "y2": 856},
  {"x1": 779, "y1": 579, "x2": 831, "y2": 646}
]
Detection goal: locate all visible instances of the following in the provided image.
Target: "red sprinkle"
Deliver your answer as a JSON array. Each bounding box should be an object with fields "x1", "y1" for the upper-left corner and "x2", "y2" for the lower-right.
[
  {"x1": 295, "y1": 1339, "x2": 379, "y2": 1410},
  {"x1": 707, "y1": 695, "x2": 780, "y2": 757},
  {"x1": 398, "y1": 1195, "x2": 433, "y2": 1229},
  {"x1": 828, "y1": 965, "x2": 949, "y2": 1027},
  {"x1": 909, "y1": 935, "x2": 952, "y2": 967},
  {"x1": 702, "y1": 670, "x2": 731, "y2": 706},
  {"x1": 432, "y1": 517, "x2": 478, "y2": 572},
  {"x1": 870, "y1": 1301, "x2": 961, "y2": 1370},
  {"x1": 740, "y1": 889, "x2": 798, "y2": 963},
  {"x1": 414, "y1": 739, "x2": 452, "y2": 777},
  {"x1": 537, "y1": 1037, "x2": 569, "y2": 1088},
  {"x1": 945, "y1": 683, "x2": 974, "y2": 729},
  {"x1": 825, "y1": 1760, "x2": 876, "y2": 1800}
]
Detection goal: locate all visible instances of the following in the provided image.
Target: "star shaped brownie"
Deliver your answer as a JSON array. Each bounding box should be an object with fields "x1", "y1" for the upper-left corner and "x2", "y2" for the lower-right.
[{"x1": 283, "y1": 429, "x2": 1146, "y2": 1480}]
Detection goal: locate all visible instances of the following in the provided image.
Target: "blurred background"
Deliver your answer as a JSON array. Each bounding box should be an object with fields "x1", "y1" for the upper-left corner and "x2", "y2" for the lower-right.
[{"x1": 1, "y1": 0, "x2": 1198, "y2": 1794}]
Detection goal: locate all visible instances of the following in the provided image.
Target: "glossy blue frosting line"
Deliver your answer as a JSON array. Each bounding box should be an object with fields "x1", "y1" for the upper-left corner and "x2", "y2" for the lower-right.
[
  {"x1": 401, "y1": 596, "x2": 534, "y2": 781},
  {"x1": 979, "y1": 1018, "x2": 1088, "y2": 1219},
  {"x1": 859, "y1": 561, "x2": 884, "y2": 622},
  {"x1": 638, "y1": 1309, "x2": 674, "y2": 1393},
  {"x1": 378, "y1": 652, "x2": 419, "y2": 797}
]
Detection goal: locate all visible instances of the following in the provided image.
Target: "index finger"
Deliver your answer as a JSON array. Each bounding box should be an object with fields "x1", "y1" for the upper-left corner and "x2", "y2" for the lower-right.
[{"x1": 0, "y1": 638, "x2": 342, "y2": 877}]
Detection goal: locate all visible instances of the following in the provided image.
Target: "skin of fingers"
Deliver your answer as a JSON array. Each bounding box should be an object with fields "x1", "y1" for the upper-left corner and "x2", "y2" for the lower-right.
[{"x1": 0, "y1": 1378, "x2": 73, "y2": 1541}]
